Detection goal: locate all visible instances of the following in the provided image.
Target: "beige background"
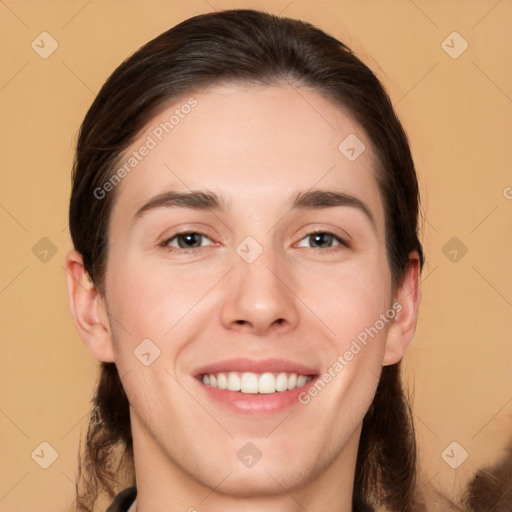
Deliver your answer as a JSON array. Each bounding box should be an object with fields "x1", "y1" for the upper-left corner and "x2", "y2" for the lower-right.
[{"x1": 1, "y1": 1, "x2": 510, "y2": 511}]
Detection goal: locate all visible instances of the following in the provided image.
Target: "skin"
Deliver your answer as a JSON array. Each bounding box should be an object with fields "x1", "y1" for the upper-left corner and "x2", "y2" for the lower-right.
[{"x1": 66, "y1": 83, "x2": 421, "y2": 512}]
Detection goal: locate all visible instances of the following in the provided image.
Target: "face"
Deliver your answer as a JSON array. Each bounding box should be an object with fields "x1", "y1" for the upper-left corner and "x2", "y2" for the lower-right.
[{"x1": 78, "y1": 83, "x2": 415, "y2": 499}]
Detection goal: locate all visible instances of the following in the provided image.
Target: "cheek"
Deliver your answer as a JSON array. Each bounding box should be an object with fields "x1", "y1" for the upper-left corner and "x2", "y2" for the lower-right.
[
  {"x1": 105, "y1": 255, "x2": 217, "y2": 342},
  {"x1": 296, "y1": 255, "x2": 392, "y2": 343}
]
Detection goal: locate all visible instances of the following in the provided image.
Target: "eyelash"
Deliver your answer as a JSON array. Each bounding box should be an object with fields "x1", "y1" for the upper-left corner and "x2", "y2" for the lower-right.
[
  {"x1": 297, "y1": 229, "x2": 350, "y2": 253},
  {"x1": 159, "y1": 229, "x2": 350, "y2": 254}
]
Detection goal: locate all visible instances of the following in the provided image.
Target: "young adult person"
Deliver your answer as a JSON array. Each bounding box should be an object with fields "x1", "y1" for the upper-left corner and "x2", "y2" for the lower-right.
[{"x1": 65, "y1": 9, "x2": 424, "y2": 512}]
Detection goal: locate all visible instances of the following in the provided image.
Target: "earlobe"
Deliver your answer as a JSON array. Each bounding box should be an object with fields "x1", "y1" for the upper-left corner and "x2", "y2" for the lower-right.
[
  {"x1": 383, "y1": 253, "x2": 422, "y2": 366},
  {"x1": 64, "y1": 250, "x2": 115, "y2": 362}
]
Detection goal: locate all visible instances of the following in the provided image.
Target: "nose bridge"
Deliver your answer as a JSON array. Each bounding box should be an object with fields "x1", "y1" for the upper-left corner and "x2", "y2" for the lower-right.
[{"x1": 220, "y1": 240, "x2": 299, "y2": 334}]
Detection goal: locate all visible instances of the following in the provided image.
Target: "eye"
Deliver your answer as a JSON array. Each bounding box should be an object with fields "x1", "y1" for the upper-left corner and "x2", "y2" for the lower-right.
[
  {"x1": 161, "y1": 232, "x2": 214, "y2": 251},
  {"x1": 296, "y1": 231, "x2": 348, "y2": 250}
]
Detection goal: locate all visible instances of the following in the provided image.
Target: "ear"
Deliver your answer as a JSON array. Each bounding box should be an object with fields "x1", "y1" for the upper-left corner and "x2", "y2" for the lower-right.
[
  {"x1": 383, "y1": 252, "x2": 422, "y2": 366},
  {"x1": 64, "y1": 249, "x2": 115, "y2": 362}
]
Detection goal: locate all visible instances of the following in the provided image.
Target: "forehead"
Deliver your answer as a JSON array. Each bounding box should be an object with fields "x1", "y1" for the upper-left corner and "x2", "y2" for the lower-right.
[{"x1": 109, "y1": 83, "x2": 384, "y2": 228}]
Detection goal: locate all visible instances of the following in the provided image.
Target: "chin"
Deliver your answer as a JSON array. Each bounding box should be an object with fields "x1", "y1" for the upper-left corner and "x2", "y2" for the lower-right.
[{"x1": 204, "y1": 464, "x2": 314, "y2": 499}]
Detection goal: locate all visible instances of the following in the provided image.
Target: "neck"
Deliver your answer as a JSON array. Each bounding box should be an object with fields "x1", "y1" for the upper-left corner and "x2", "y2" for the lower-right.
[{"x1": 130, "y1": 413, "x2": 360, "y2": 512}]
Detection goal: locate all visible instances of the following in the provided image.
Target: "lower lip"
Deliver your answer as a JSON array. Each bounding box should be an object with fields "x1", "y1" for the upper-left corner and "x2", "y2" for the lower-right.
[{"x1": 197, "y1": 378, "x2": 317, "y2": 415}]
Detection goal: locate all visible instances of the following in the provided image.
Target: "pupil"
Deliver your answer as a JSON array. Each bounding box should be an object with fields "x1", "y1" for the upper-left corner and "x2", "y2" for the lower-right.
[
  {"x1": 179, "y1": 233, "x2": 200, "y2": 248},
  {"x1": 312, "y1": 233, "x2": 332, "y2": 248}
]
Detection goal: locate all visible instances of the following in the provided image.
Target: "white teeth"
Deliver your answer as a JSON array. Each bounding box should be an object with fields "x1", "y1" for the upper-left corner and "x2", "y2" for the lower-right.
[
  {"x1": 241, "y1": 372, "x2": 258, "y2": 393},
  {"x1": 275, "y1": 372, "x2": 288, "y2": 392},
  {"x1": 217, "y1": 372, "x2": 227, "y2": 390},
  {"x1": 202, "y1": 371, "x2": 313, "y2": 394},
  {"x1": 227, "y1": 372, "x2": 241, "y2": 391},
  {"x1": 287, "y1": 373, "x2": 297, "y2": 390},
  {"x1": 258, "y1": 373, "x2": 275, "y2": 394}
]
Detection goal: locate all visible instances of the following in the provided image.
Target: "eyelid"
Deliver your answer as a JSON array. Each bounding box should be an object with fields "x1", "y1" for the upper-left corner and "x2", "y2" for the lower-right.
[
  {"x1": 157, "y1": 224, "x2": 351, "y2": 253},
  {"x1": 158, "y1": 227, "x2": 219, "y2": 251},
  {"x1": 293, "y1": 225, "x2": 352, "y2": 247},
  {"x1": 164, "y1": 232, "x2": 213, "y2": 247},
  {"x1": 295, "y1": 233, "x2": 349, "y2": 252}
]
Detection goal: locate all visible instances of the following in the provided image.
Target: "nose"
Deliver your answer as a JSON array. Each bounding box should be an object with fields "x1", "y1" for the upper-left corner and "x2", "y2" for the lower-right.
[{"x1": 220, "y1": 250, "x2": 300, "y2": 336}]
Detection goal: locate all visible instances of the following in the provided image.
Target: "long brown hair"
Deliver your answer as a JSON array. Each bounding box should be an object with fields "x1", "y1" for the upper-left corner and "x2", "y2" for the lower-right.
[{"x1": 69, "y1": 9, "x2": 424, "y2": 511}]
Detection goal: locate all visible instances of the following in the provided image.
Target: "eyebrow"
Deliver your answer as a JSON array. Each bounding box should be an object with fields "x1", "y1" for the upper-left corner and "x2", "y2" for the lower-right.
[
  {"x1": 135, "y1": 190, "x2": 222, "y2": 218},
  {"x1": 134, "y1": 188, "x2": 376, "y2": 229},
  {"x1": 293, "y1": 189, "x2": 375, "y2": 228}
]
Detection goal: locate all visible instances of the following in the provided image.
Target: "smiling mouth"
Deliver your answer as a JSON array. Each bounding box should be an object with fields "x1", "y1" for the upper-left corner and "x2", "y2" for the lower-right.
[{"x1": 199, "y1": 371, "x2": 314, "y2": 394}]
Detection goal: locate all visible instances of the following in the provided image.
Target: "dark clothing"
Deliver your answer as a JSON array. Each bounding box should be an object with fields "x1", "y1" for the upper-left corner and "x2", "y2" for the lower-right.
[{"x1": 106, "y1": 487, "x2": 137, "y2": 512}]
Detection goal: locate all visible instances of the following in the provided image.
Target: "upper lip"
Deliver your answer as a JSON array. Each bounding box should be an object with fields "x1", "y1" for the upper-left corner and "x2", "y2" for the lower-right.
[{"x1": 194, "y1": 358, "x2": 319, "y2": 377}]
